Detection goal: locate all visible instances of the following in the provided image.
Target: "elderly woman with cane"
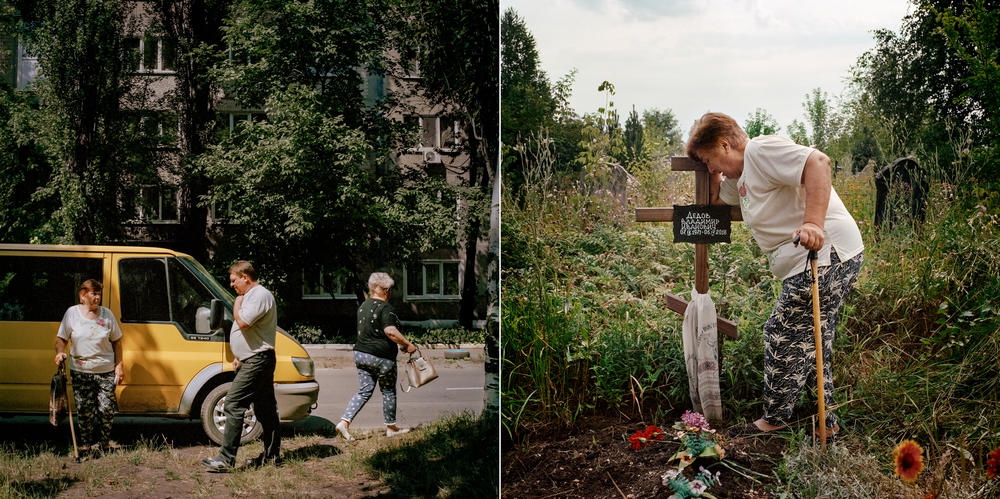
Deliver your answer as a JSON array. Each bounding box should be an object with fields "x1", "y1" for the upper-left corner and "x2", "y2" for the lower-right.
[
  {"x1": 336, "y1": 272, "x2": 417, "y2": 440},
  {"x1": 54, "y1": 279, "x2": 123, "y2": 458},
  {"x1": 685, "y1": 112, "x2": 864, "y2": 441}
]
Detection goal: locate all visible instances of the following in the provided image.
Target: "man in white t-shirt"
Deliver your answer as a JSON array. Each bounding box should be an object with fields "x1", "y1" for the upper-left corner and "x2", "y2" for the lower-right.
[
  {"x1": 203, "y1": 261, "x2": 281, "y2": 472},
  {"x1": 686, "y1": 112, "x2": 864, "y2": 441}
]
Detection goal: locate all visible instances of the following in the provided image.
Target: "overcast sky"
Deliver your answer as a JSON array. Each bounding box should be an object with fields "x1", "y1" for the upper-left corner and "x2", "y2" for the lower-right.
[{"x1": 503, "y1": 0, "x2": 912, "y2": 137}]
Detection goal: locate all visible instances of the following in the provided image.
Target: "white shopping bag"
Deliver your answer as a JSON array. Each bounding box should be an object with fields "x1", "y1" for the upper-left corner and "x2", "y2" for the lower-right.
[{"x1": 681, "y1": 287, "x2": 722, "y2": 420}]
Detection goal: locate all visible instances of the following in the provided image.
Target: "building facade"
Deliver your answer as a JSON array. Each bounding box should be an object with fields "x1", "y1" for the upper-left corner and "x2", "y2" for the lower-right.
[{"x1": 3, "y1": 3, "x2": 488, "y2": 335}]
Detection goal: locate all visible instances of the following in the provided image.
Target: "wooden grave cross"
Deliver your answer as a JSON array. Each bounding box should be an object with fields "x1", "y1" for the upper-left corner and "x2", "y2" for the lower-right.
[{"x1": 635, "y1": 156, "x2": 743, "y2": 371}]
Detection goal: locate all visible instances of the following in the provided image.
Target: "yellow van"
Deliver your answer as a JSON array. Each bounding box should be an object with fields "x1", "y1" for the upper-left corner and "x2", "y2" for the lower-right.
[{"x1": 0, "y1": 244, "x2": 319, "y2": 444}]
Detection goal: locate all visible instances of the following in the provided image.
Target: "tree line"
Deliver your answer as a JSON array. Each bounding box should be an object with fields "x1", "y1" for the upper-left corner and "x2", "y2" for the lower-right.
[{"x1": 503, "y1": 0, "x2": 1000, "y2": 186}]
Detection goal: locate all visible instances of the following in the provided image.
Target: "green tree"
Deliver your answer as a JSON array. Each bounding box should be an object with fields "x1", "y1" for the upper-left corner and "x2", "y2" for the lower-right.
[
  {"x1": 787, "y1": 119, "x2": 808, "y2": 145},
  {"x1": 938, "y1": 1, "x2": 1000, "y2": 169},
  {"x1": 642, "y1": 107, "x2": 683, "y2": 158},
  {"x1": 198, "y1": 85, "x2": 456, "y2": 306},
  {"x1": 744, "y1": 107, "x2": 779, "y2": 138},
  {"x1": 154, "y1": 0, "x2": 232, "y2": 261},
  {"x1": 803, "y1": 87, "x2": 833, "y2": 150},
  {"x1": 852, "y1": 0, "x2": 1000, "y2": 181},
  {"x1": 214, "y1": 0, "x2": 386, "y2": 124},
  {"x1": 850, "y1": 126, "x2": 882, "y2": 173},
  {"x1": 392, "y1": 0, "x2": 499, "y2": 330},
  {"x1": 16, "y1": 0, "x2": 151, "y2": 244},
  {"x1": 501, "y1": 7, "x2": 555, "y2": 190},
  {"x1": 623, "y1": 105, "x2": 644, "y2": 169}
]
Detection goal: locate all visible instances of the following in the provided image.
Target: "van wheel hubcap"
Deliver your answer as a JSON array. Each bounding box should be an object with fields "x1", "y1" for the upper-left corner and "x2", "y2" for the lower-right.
[{"x1": 213, "y1": 396, "x2": 257, "y2": 436}]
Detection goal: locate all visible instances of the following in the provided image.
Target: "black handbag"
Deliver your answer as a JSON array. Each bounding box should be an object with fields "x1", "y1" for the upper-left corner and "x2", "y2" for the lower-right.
[{"x1": 49, "y1": 364, "x2": 68, "y2": 426}]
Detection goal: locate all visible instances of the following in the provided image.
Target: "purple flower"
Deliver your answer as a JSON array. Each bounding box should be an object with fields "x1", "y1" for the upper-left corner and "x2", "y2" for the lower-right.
[
  {"x1": 689, "y1": 479, "x2": 707, "y2": 496},
  {"x1": 681, "y1": 410, "x2": 710, "y2": 430}
]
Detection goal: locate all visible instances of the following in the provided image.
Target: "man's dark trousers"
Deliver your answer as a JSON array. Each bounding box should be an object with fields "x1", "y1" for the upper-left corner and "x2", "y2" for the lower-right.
[{"x1": 219, "y1": 349, "x2": 280, "y2": 465}]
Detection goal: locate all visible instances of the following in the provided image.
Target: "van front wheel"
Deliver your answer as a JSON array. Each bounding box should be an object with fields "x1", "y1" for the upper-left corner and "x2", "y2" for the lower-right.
[{"x1": 200, "y1": 382, "x2": 263, "y2": 446}]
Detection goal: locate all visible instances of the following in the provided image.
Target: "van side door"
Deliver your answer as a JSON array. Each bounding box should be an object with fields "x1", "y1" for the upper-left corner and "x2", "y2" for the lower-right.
[
  {"x1": 113, "y1": 255, "x2": 226, "y2": 415},
  {"x1": 0, "y1": 252, "x2": 106, "y2": 412}
]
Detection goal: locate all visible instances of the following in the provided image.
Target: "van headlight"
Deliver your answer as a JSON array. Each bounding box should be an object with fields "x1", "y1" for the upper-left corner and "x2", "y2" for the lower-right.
[{"x1": 291, "y1": 357, "x2": 314, "y2": 377}]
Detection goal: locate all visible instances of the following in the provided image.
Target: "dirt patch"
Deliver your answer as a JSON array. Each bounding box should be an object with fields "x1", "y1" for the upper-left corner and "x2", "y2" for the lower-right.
[{"x1": 502, "y1": 415, "x2": 789, "y2": 498}]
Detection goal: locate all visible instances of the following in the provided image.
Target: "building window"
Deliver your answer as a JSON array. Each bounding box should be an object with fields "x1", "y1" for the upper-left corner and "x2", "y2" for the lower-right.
[
  {"x1": 419, "y1": 116, "x2": 439, "y2": 149},
  {"x1": 302, "y1": 268, "x2": 354, "y2": 300},
  {"x1": 137, "y1": 111, "x2": 176, "y2": 145},
  {"x1": 140, "y1": 185, "x2": 179, "y2": 223},
  {"x1": 404, "y1": 261, "x2": 460, "y2": 300},
  {"x1": 127, "y1": 35, "x2": 175, "y2": 73},
  {"x1": 209, "y1": 199, "x2": 232, "y2": 224},
  {"x1": 407, "y1": 116, "x2": 461, "y2": 152},
  {"x1": 403, "y1": 53, "x2": 420, "y2": 79},
  {"x1": 214, "y1": 112, "x2": 260, "y2": 140},
  {"x1": 16, "y1": 42, "x2": 39, "y2": 90}
]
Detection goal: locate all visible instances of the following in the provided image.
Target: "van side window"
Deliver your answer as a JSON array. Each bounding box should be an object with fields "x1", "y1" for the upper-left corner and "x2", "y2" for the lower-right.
[
  {"x1": 168, "y1": 258, "x2": 216, "y2": 335},
  {"x1": 119, "y1": 258, "x2": 170, "y2": 322},
  {"x1": 0, "y1": 256, "x2": 104, "y2": 321}
]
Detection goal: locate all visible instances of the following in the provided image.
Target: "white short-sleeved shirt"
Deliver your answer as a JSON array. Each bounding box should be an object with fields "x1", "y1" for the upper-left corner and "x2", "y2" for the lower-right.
[
  {"x1": 229, "y1": 284, "x2": 277, "y2": 361},
  {"x1": 719, "y1": 135, "x2": 864, "y2": 280},
  {"x1": 57, "y1": 305, "x2": 123, "y2": 374}
]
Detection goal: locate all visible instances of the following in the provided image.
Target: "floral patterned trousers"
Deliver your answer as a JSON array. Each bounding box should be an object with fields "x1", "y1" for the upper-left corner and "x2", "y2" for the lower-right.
[
  {"x1": 70, "y1": 370, "x2": 117, "y2": 449},
  {"x1": 762, "y1": 250, "x2": 863, "y2": 429}
]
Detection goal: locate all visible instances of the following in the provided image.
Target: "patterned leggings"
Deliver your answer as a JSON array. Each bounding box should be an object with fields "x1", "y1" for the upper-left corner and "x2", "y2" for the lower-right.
[
  {"x1": 341, "y1": 351, "x2": 398, "y2": 425},
  {"x1": 70, "y1": 370, "x2": 117, "y2": 449},
  {"x1": 762, "y1": 250, "x2": 863, "y2": 429}
]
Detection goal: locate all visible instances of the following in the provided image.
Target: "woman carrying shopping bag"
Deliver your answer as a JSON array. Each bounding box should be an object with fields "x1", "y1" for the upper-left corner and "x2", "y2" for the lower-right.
[{"x1": 336, "y1": 272, "x2": 418, "y2": 440}]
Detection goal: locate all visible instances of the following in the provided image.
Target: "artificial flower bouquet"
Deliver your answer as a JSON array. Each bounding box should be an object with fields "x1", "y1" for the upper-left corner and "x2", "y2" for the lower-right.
[{"x1": 670, "y1": 410, "x2": 725, "y2": 470}]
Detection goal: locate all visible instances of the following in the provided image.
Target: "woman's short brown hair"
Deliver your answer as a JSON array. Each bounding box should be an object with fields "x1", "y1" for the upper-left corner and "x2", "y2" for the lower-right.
[
  {"x1": 686, "y1": 112, "x2": 749, "y2": 163},
  {"x1": 229, "y1": 260, "x2": 256, "y2": 281},
  {"x1": 78, "y1": 279, "x2": 102, "y2": 294}
]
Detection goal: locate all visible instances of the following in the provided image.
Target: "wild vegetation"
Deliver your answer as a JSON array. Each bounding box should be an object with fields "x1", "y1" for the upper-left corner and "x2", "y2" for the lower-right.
[{"x1": 502, "y1": 2, "x2": 1000, "y2": 496}]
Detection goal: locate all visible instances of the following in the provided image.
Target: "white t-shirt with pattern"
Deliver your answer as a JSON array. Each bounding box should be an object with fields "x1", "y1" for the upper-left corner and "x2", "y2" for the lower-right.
[
  {"x1": 719, "y1": 135, "x2": 864, "y2": 280},
  {"x1": 57, "y1": 305, "x2": 123, "y2": 374}
]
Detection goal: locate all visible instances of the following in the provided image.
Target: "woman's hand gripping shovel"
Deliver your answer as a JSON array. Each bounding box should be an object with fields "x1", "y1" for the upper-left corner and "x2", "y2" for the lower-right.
[{"x1": 794, "y1": 234, "x2": 827, "y2": 450}]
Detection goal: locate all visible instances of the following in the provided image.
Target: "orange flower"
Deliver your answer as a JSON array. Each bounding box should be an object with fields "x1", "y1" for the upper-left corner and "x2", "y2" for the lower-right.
[
  {"x1": 893, "y1": 440, "x2": 924, "y2": 483},
  {"x1": 987, "y1": 445, "x2": 1000, "y2": 480}
]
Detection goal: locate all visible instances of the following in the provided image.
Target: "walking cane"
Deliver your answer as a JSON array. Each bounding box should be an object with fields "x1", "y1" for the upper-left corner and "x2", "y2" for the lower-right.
[
  {"x1": 795, "y1": 234, "x2": 827, "y2": 450},
  {"x1": 62, "y1": 360, "x2": 79, "y2": 460}
]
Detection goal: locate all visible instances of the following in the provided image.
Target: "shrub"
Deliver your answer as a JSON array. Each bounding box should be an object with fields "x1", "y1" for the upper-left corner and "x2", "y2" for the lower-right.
[{"x1": 288, "y1": 323, "x2": 326, "y2": 344}]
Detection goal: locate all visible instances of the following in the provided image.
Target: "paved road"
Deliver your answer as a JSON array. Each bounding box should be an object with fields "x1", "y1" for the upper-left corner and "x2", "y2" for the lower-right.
[
  {"x1": 307, "y1": 345, "x2": 485, "y2": 433},
  {"x1": 0, "y1": 346, "x2": 485, "y2": 444}
]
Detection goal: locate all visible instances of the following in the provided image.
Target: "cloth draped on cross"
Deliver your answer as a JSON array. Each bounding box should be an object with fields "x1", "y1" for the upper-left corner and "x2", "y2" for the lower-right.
[{"x1": 681, "y1": 287, "x2": 722, "y2": 420}]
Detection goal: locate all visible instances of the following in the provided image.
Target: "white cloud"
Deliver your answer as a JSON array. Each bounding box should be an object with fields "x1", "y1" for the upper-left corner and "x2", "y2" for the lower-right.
[{"x1": 503, "y1": 0, "x2": 910, "y2": 136}]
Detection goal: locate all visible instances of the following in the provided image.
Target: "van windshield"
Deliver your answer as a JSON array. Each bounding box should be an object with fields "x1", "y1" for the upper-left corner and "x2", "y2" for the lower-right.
[{"x1": 178, "y1": 256, "x2": 234, "y2": 306}]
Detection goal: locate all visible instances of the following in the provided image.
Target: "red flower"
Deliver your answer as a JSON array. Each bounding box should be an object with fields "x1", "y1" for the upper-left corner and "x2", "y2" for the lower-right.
[
  {"x1": 644, "y1": 425, "x2": 665, "y2": 441},
  {"x1": 629, "y1": 430, "x2": 647, "y2": 450},
  {"x1": 893, "y1": 440, "x2": 924, "y2": 483},
  {"x1": 987, "y1": 445, "x2": 1000, "y2": 480}
]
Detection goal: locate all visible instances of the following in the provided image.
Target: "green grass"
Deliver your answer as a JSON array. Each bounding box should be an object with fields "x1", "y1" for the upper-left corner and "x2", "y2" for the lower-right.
[
  {"x1": 501, "y1": 144, "x2": 1000, "y2": 494},
  {"x1": 0, "y1": 414, "x2": 498, "y2": 498},
  {"x1": 366, "y1": 412, "x2": 499, "y2": 498}
]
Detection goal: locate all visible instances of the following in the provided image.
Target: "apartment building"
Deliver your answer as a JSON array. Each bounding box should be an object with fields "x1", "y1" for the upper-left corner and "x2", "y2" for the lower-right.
[{"x1": 3, "y1": 4, "x2": 488, "y2": 333}]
